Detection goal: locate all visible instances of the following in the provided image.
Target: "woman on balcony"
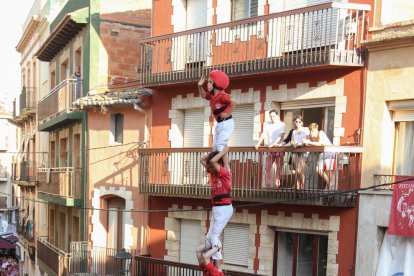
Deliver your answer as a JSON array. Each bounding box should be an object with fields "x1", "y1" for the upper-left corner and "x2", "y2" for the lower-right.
[
  {"x1": 291, "y1": 116, "x2": 309, "y2": 190},
  {"x1": 71, "y1": 65, "x2": 82, "y2": 101},
  {"x1": 304, "y1": 123, "x2": 336, "y2": 190},
  {"x1": 200, "y1": 147, "x2": 233, "y2": 266}
]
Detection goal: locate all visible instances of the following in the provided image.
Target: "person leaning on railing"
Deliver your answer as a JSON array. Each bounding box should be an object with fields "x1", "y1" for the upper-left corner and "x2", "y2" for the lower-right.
[
  {"x1": 303, "y1": 123, "x2": 336, "y2": 191},
  {"x1": 290, "y1": 116, "x2": 309, "y2": 190},
  {"x1": 255, "y1": 109, "x2": 285, "y2": 188}
]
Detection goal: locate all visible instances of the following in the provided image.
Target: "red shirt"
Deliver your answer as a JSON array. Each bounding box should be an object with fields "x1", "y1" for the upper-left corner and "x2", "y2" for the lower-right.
[
  {"x1": 210, "y1": 167, "x2": 232, "y2": 205},
  {"x1": 205, "y1": 91, "x2": 232, "y2": 121},
  {"x1": 200, "y1": 262, "x2": 225, "y2": 276}
]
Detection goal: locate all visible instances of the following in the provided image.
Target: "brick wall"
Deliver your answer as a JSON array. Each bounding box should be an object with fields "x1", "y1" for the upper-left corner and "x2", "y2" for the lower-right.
[{"x1": 100, "y1": 9, "x2": 151, "y2": 86}]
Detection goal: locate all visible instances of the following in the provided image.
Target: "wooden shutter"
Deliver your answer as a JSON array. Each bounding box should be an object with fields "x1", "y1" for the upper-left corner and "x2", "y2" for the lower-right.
[
  {"x1": 180, "y1": 219, "x2": 201, "y2": 265},
  {"x1": 223, "y1": 223, "x2": 250, "y2": 266},
  {"x1": 228, "y1": 104, "x2": 254, "y2": 147}
]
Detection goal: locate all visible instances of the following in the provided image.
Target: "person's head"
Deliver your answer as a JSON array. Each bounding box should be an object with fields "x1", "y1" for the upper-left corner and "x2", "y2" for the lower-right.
[
  {"x1": 206, "y1": 151, "x2": 224, "y2": 172},
  {"x1": 309, "y1": 123, "x2": 319, "y2": 135},
  {"x1": 208, "y1": 70, "x2": 229, "y2": 94},
  {"x1": 75, "y1": 65, "x2": 81, "y2": 74},
  {"x1": 292, "y1": 115, "x2": 303, "y2": 129},
  {"x1": 269, "y1": 109, "x2": 280, "y2": 123}
]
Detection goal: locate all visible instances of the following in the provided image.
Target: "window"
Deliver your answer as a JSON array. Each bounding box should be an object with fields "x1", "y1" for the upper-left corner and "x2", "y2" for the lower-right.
[
  {"x1": 223, "y1": 223, "x2": 250, "y2": 267},
  {"x1": 110, "y1": 113, "x2": 124, "y2": 144},
  {"x1": 282, "y1": 105, "x2": 335, "y2": 142},
  {"x1": 232, "y1": 0, "x2": 258, "y2": 21},
  {"x1": 276, "y1": 231, "x2": 328, "y2": 276},
  {"x1": 390, "y1": 100, "x2": 414, "y2": 175},
  {"x1": 394, "y1": 121, "x2": 414, "y2": 175}
]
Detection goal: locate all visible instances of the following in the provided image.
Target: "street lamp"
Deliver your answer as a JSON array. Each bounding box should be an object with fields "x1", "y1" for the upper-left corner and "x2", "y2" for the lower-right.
[{"x1": 113, "y1": 248, "x2": 132, "y2": 275}]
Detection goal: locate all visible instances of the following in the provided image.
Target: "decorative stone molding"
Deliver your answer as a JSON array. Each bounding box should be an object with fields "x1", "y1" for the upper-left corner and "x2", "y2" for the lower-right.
[
  {"x1": 259, "y1": 210, "x2": 340, "y2": 276},
  {"x1": 164, "y1": 205, "x2": 209, "y2": 262},
  {"x1": 91, "y1": 186, "x2": 134, "y2": 249},
  {"x1": 264, "y1": 80, "x2": 345, "y2": 146}
]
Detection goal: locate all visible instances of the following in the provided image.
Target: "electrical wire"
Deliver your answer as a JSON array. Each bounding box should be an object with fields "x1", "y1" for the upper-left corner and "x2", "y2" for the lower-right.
[{"x1": 7, "y1": 177, "x2": 414, "y2": 214}]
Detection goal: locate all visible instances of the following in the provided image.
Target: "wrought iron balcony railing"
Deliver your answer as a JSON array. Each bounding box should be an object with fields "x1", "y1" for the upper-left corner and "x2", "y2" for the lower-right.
[
  {"x1": 37, "y1": 79, "x2": 82, "y2": 123},
  {"x1": 15, "y1": 161, "x2": 37, "y2": 184},
  {"x1": 70, "y1": 242, "x2": 140, "y2": 275},
  {"x1": 17, "y1": 218, "x2": 34, "y2": 243},
  {"x1": 373, "y1": 174, "x2": 414, "y2": 190},
  {"x1": 135, "y1": 255, "x2": 262, "y2": 276},
  {"x1": 37, "y1": 238, "x2": 70, "y2": 276},
  {"x1": 138, "y1": 146, "x2": 362, "y2": 207},
  {"x1": 140, "y1": 2, "x2": 370, "y2": 87},
  {"x1": 19, "y1": 87, "x2": 37, "y2": 113},
  {"x1": 37, "y1": 167, "x2": 81, "y2": 199}
]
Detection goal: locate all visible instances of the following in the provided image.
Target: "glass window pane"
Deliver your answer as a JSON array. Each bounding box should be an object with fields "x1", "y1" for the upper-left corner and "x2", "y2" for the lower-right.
[
  {"x1": 277, "y1": 232, "x2": 294, "y2": 276},
  {"x1": 395, "y1": 121, "x2": 414, "y2": 175},
  {"x1": 296, "y1": 234, "x2": 314, "y2": 276},
  {"x1": 325, "y1": 106, "x2": 335, "y2": 142},
  {"x1": 318, "y1": 235, "x2": 328, "y2": 276}
]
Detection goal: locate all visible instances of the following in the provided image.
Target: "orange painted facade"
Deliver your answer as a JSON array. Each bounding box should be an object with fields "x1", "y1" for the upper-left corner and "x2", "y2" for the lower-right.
[{"x1": 144, "y1": 0, "x2": 373, "y2": 274}]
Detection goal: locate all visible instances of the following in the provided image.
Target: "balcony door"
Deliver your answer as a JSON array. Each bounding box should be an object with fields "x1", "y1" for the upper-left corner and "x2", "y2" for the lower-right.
[
  {"x1": 106, "y1": 197, "x2": 125, "y2": 250},
  {"x1": 275, "y1": 231, "x2": 328, "y2": 276}
]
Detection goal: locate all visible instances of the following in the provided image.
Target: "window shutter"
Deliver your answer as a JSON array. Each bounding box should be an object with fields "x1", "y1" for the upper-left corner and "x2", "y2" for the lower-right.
[
  {"x1": 180, "y1": 220, "x2": 201, "y2": 265},
  {"x1": 223, "y1": 223, "x2": 250, "y2": 266},
  {"x1": 228, "y1": 104, "x2": 255, "y2": 147},
  {"x1": 281, "y1": 98, "x2": 335, "y2": 110},
  {"x1": 184, "y1": 108, "x2": 204, "y2": 147}
]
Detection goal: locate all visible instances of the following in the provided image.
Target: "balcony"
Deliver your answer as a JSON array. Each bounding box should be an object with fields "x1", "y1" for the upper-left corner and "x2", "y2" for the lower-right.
[
  {"x1": 37, "y1": 238, "x2": 70, "y2": 276},
  {"x1": 12, "y1": 161, "x2": 37, "y2": 186},
  {"x1": 17, "y1": 218, "x2": 34, "y2": 243},
  {"x1": 138, "y1": 146, "x2": 362, "y2": 207},
  {"x1": 70, "y1": 242, "x2": 140, "y2": 275},
  {"x1": 37, "y1": 167, "x2": 81, "y2": 206},
  {"x1": 134, "y1": 255, "x2": 262, "y2": 276},
  {"x1": 37, "y1": 79, "x2": 83, "y2": 131},
  {"x1": 140, "y1": 2, "x2": 370, "y2": 87}
]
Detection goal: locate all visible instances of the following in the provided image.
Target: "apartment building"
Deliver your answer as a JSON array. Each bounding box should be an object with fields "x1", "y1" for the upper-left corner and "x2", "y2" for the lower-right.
[
  {"x1": 356, "y1": 0, "x2": 414, "y2": 275},
  {"x1": 29, "y1": 0, "x2": 151, "y2": 275},
  {"x1": 137, "y1": 0, "x2": 372, "y2": 275}
]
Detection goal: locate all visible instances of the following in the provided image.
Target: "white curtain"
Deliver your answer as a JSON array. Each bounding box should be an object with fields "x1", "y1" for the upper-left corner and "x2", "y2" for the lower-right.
[{"x1": 375, "y1": 230, "x2": 414, "y2": 276}]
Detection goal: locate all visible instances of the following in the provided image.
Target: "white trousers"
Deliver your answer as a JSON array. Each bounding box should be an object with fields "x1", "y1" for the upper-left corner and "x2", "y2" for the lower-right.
[
  {"x1": 213, "y1": 119, "x2": 234, "y2": 152},
  {"x1": 205, "y1": 205, "x2": 234, "y2": 260}
]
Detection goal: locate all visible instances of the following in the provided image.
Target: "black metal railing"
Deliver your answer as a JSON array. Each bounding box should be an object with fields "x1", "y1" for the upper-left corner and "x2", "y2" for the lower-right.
[
  {"x1": 37, "y1": 238, "x2": 70, "y2": 276},
  {"x1": 19, "y1": 87, "x2": 37, "y2": 113},
  {"x1": 38, "y1": 79, "x2": 82, "y2": 123},
  {"x1": 135, "y1": 255, "x2": 262, "y2": 276},
  {"x1": 139, "y1": 146, "x2": 362, "y2": 206},
  {"x1": 70, "y1": 242, "x2": 140, "y2": 275},
  {"x1": 140, "y1": 2, "x2": 370, "y2": 86}
]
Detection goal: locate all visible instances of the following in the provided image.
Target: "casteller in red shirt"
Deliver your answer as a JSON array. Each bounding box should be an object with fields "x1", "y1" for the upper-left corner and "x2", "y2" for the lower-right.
[
  {"x1": 210, "y1": 166, "x2": 232, "y2": 206},
  {"x1": 205, "y1": 91, "x2": 233, "y2": 122},
  {"x1": 199, "y1": 262, "x2": 225, "y2": 276}
]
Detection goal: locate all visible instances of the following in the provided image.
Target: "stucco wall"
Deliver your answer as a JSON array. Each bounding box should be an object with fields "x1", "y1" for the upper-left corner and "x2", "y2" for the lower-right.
[
  {"x1": 356, "y1": 191, "x2": 392, "y2": 276},
  {"x1": 87, "y1": 106, "x2": 149, "y2": 251},
  {"x1": 361, "y1": 45, "x2": 414, "y2": 187}
]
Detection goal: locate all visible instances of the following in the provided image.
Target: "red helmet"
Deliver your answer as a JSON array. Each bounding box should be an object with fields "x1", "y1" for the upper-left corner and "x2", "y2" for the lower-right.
[{"x1": 209, "y1": 70, "x2": 229, "y2": 90}]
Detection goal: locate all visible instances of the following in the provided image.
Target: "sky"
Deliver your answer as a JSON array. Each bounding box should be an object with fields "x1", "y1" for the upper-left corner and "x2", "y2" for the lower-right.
[{"x1": 0, "y1": 1, "x2": 35, "y2": 112}]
